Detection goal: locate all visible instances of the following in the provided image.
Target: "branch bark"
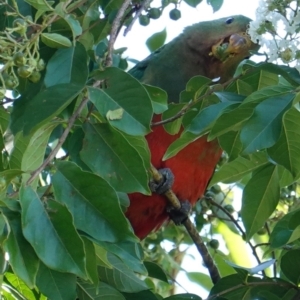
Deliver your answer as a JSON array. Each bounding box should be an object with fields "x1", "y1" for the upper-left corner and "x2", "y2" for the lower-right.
[{"x1": 150, "y1": 165, "x2": 221, "y2": 284}]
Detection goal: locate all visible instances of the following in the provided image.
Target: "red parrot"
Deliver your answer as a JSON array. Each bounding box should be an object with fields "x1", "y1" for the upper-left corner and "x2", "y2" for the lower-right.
[{"x1": 126, "y1": 15, "x2": 258, "y2": 239}]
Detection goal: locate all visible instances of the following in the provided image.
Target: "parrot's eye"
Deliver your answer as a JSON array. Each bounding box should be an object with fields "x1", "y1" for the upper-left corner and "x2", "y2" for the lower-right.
[{"x1": 225, "y1": 17, "x2": 234, "y2": 24}]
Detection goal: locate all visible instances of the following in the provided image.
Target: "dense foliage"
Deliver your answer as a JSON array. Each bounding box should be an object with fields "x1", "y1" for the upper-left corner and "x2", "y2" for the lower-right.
[{"x1": 0, "y1": 0, "x2": 300, "y2": 299}]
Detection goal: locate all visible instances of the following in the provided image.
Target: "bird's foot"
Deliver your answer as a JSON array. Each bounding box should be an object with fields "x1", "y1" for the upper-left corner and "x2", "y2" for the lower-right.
[
  {"x1": 167, "y1": 200, "x2": 192, "y2": 225},
  {"x1": 149, "y1": 168, "x2": 174, "y2": 195}
]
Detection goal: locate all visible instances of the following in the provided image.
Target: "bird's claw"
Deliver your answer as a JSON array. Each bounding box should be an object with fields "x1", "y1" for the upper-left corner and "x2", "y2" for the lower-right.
[
  {"x1": 167, "y1": 200, "x2": 192, "y2": 225},
  {"x1": 149, "y1": 168, "x2": 174, "y2": 195}
]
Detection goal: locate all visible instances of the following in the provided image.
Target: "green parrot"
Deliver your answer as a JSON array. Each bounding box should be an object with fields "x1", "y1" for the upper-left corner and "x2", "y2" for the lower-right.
[{"x1": 125, "y1": 15, "x2": 259, "y2": 239}]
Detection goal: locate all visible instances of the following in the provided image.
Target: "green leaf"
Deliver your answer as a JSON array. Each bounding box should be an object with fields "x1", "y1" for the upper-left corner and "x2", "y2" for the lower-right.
[
  {"x1": 3, "y1": 210, "x2": 39, "y2": 288},
  {"x1": 241, "y1": 164, "x2": 280, "y2": 240},
  {"x1": 10, "y1": 83, "x2": 82, "y2": 135},
  {"x1": 207, "y1": 0, "x2": 223, "y2": 12},
  {"x1": 186, "y1": 102, "x2": 238, "y2": 135},
  {"x1": 64, "y1": 14, "x2": 82, "y2": 37},
  {"x1": 146, "y1": 28, "x2": 167, "y2": 53},
  {"x1": 52, "y1": 161, "x2": 136, "y2": 243},
  {"x1": 41, "y1": 33, "x2": 72, "y2": 48},
  {"x1": 10, "y1": 123, "x2": 57, "y2": 186},
  {"x1": 77, "y1": 281, "x2": 125, "y2": 300},
  {"x1": 144, "y1": 261, "x2": 168, "y2": 283},
  {"x1": 240, "y1": 94, "x2": 294, "y2": 154},
  {"x1": 36, "y1": 262, "x2": 77, "y2": 300},
  {"x1": 98, "y1": 253, "x2": 148, "y2": 293},
  {"x1": 45, "y1": 43, "x2": 88, "y2": 87},
  {"x1": 280, "y1": 250, "x2": 300, "y2": 285},
  {"x1": 209, "y1": 102, "x2": 256, "y2": 140},
  {"x1": 20, "y1": 185, "x2": 87, "y2": 278},
  {"x1": 209, "y1": 152, "x2": 269, "y2": 186},
  {"x1": 186, "y1": 272, "x2": 213, "y2": 291},
  {"x1": 91, "y1": 68, "x2": 153, "y2": 136},
  {"x1": 82, "y1": 237, "x2": 98, "y2": 284},
  {"x1": 242, "y1": 85, "x2": 293, "y2": 105},
  {"x1": 270, "y1": 208, "x2": 300, "y2": 248},
  {"x1": 162, "y1": 103, "x2": 184, "y2": 135},
  {"x1": 81, "y1": 123, "x2": 150, "y2": 194},
  {"x1": 143, "y1": 84, "x2": 168, "y2": 114},
  {"x1": 4, "y1": 272, "x2": 38, "y2": 300},
  {"x1": 268, "y1": 107, "x2": 300, "y2": 178},
  {"x1": 98, "y1": 241, "x2": 146, "y2": 275},
  {"x1": 163, "y1": 131, "x2": 196, "y2": 161},
  {"x1": 218, "y1": 131, "x2": 243, "y2": 161},
  {"x1": 25, "y1": 0, "x2": 53, "y2": 11}
]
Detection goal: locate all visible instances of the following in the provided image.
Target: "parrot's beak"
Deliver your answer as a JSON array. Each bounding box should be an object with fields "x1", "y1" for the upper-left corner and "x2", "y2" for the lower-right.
[{"x1": 209, "y1": 32, "x2": 254, "y2": 62}]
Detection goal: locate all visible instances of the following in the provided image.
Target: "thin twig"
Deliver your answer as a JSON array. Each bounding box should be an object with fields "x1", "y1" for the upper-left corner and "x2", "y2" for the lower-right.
[
  {"x1": 150, "y1": 165, "x2": 221, "y2": 284},
  {"x1": 124, "y1": 0, "x2": 152, "y2": 36},
  {"x1": 26, "y1": 96, "x2": 90, "y2": 185},
  {"x1": 105, "y1": 0, "x2": 132, "y2": 67},
  {"x1": 208, "y1": 197, "x2": 265, "y2": 276}
]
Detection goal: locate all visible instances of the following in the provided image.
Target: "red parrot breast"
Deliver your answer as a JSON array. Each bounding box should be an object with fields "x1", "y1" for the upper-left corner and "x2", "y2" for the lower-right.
[{"x1": 126, "y1": 115, "x2": 222, "y2": 239}]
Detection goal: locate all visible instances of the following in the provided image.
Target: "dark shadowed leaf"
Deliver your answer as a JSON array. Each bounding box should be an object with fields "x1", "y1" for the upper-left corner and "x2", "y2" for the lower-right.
[
  {"x1": 20, "y1": 185, "x2": 86, "y2": 278},
  {"x1": 3, "y1": 209, "x2": 39, "y2": 288},
  {"x1": 91, "y1": 67, "x2": 152, "y2": 136},
  {"x1": 268, "y1": 107, "x2": 300, "y2": 178},
  {"x1": 241, "y1": 164, "x2": 280, "y2": 240},
  {"x1": 44, "y1": 43, "x2": 88, "y2": 87},
  {"x1": 52, "y1": 161, "x2": 136, "y2": 243},
  {"x1": 81, "y1": 123, "x2": 150, "y2": 194},
  {"x1": 10, "y1": 83, "x2": 82, "y2": 135},
  {"x1": 36, "y1": 262, "x2": 77, "y2": 300}
]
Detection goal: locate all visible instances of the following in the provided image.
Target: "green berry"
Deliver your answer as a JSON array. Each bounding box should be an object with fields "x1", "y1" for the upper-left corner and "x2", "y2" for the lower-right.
[
  {"x1": 29, "y1": 71, "x2": 41, "y2": 83},
  {"x1": 5, "y1": 75, "x2": 18, "y2": 89},
  {"x1": 161, "y1": 0, "x2": 170, "y2": 7},
  {"x1": 148, "y1": 8, "x2": 161, "y2": 19},
  {"x1": 139, "y1": 15, "x2": 150, "y2": 26},
  {"x1": 169, "y1": 8, "x2": 181, "y2": 20},
  {"x1": 224, "y1": 204, "x2": 234, "y2": 214},
  {"x1": 209, "y1": 239, "x2": 219, "y2": 250},
  {"x1": 13, "y1": 52, "x2": 26, "y2": 66},
  {"x1": 17, "y1": 66, "x2": 32, "y2": 78},
  {"x1": 211, "y1": 184, "x2": 222, "y2": 194},
  {"x1": 257, "y1": 228, "x2": 267, "y2": 235},
  {"x1": 37, "y1": 59, "x2": 46, "y2": 71},
  {"x1": 12, "y1": 18, "x2": 27, "y2": 35}
]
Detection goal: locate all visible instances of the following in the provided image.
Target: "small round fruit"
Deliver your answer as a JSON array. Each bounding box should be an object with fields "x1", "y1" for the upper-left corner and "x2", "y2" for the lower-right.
[
  {"x1": 5, "y1": 76, "x2": 18, "y2": 89},
  {"x1": 211, "y1": 184, "x2": 222, "y2": 194},
  {"x1": 12, "y1": 18, "x2": 27, "y2": 35},
  {"x1": 29, "y1": 71, "x2": 41, "y2": 83},
  {"x1": 17, "y1": 66, "x2": 32, "y2": 78},
  {"x1": 37, "y1": 59, "x2": 46, "y2": 71},
  {"x1": 13, "y1": 52, "x2": 26, "y2": 66},
  {"x1": 224, "y1": 204, "x2": 234, "y2": 214},
  {"x1": 139, "y1": 15, "x2": 150, "y2": 26},
  {"x1": 257, "y1": 227, "x2": 267, "y2": 235},
  {"x1": 169, "y1": 8, "x2": 181, "y2": 20},
  {"x1": 209, "y1": 239, "x2": 219, "y2": 250},
  {"x1": 161, "y1": 0, "x2": 170, "y2": 7},
  {"x1": 148, "y1": 8, "x2": 161, "y2": 19}
]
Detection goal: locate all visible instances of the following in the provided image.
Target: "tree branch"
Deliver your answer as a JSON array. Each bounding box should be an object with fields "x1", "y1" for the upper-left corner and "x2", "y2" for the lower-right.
[
  {"x1": 208, "y1": 197, "x2": 265, "y2": 276},
  {"x1": 150, "y1": 165, "x2": 221, "y2": 284},
  {"x1": 26, "y1": 93, "x2": 90, "y2": 185},
  {"x1": 105, "y1": 0, "x2": 132, "y2": 67}
]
